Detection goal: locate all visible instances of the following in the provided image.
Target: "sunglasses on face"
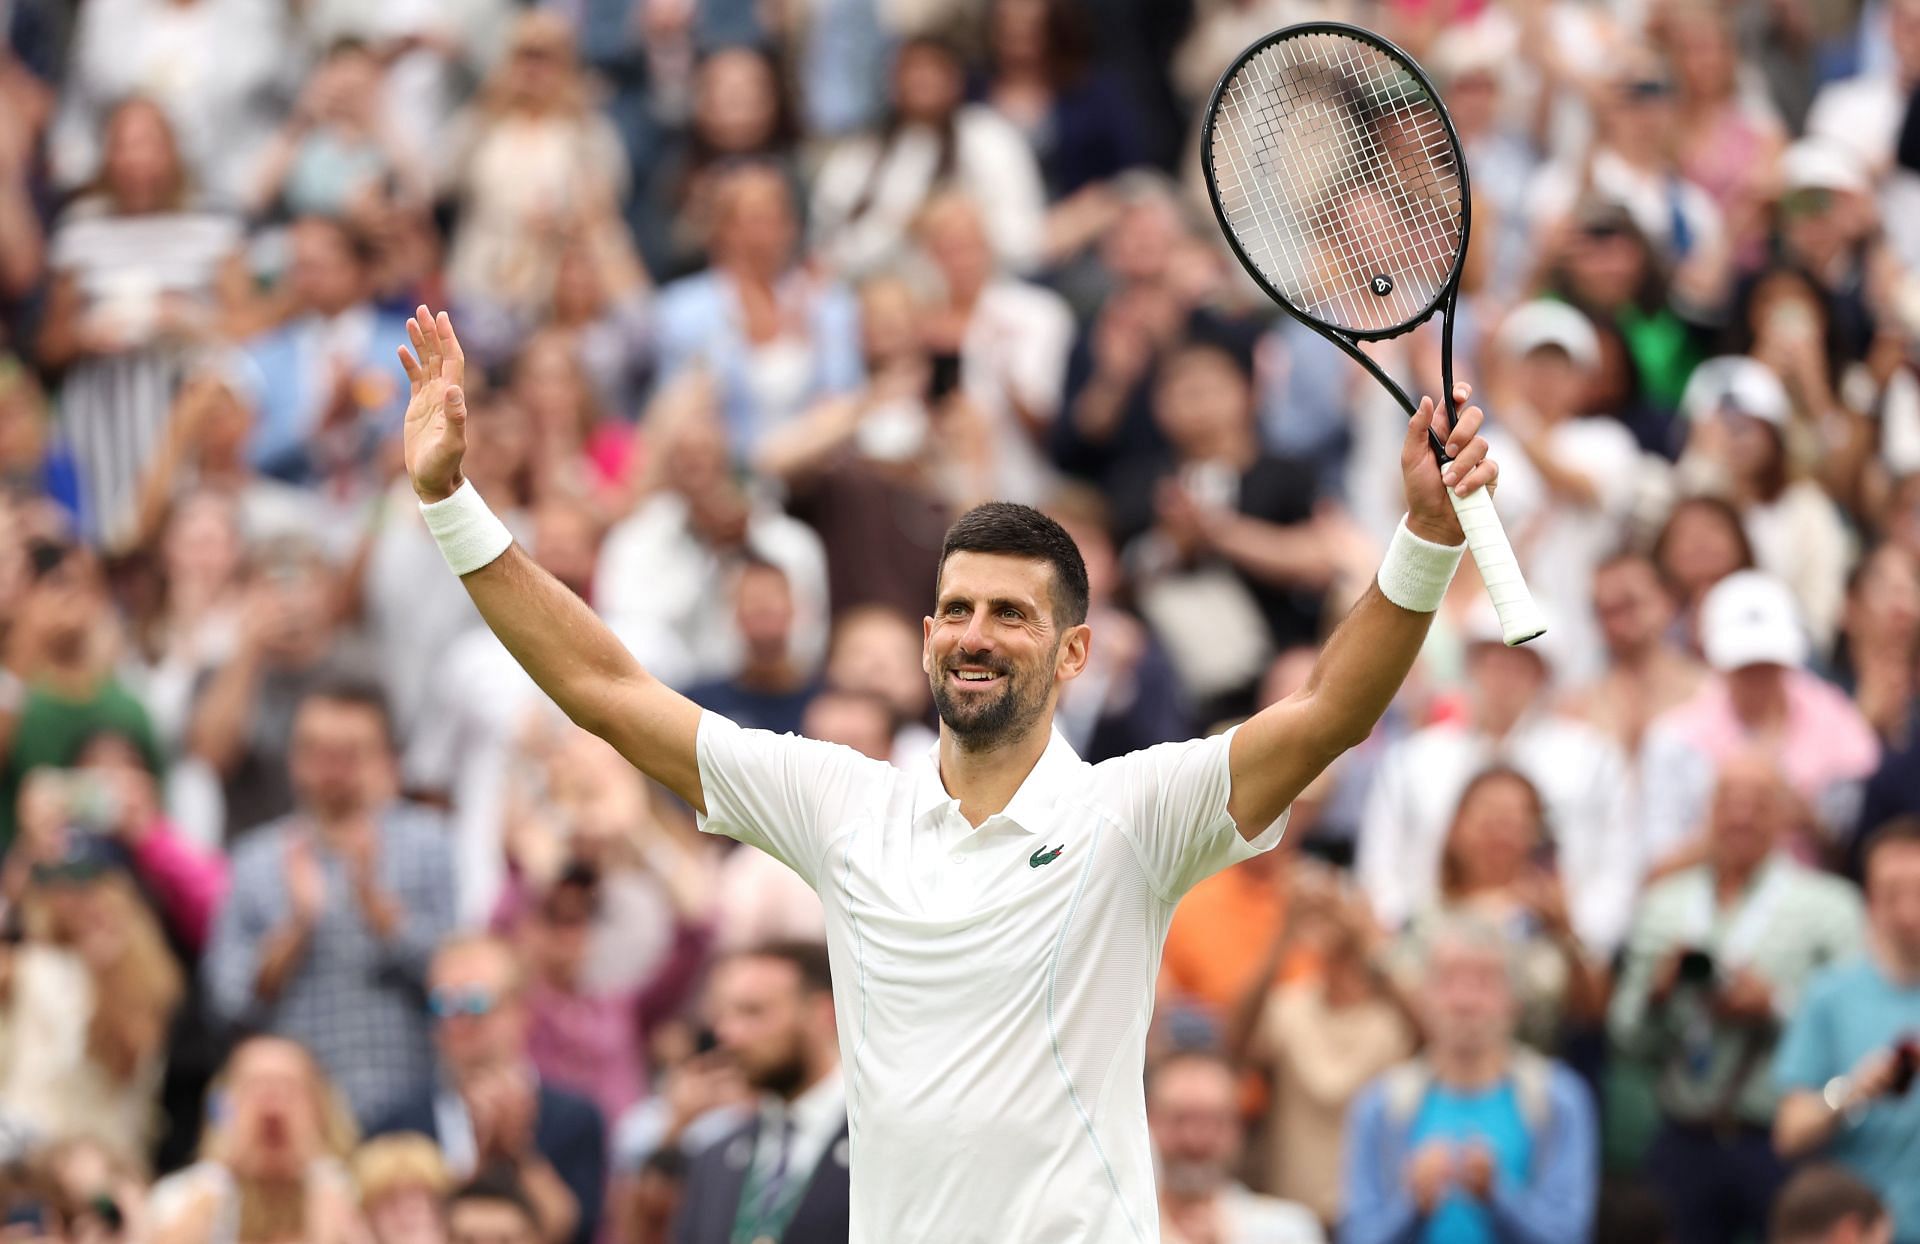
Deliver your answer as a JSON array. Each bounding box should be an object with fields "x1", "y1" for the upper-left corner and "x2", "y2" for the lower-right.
[
  {"x1": 1781, "y1": 189, "x2": 1833, "y2": 218},
  {"x1": 428, "y1": 988, "x2": 500, "y2": 1019},
  {"x1": 1623, "y1": 78, "x2": 1670, "y2": 100}
]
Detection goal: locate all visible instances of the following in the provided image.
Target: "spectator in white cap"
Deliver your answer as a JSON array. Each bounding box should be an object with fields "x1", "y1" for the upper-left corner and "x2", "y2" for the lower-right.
[
  {"x1": 1639, "y1": 570, "x2": 1880, "y2": 871},
  {"x1": 1358, "y1": 599, "x2": 1640, "y2": 958},
  {"x1": 1482, "y1": 299, "x2": 1644, "y2": 684},
  {"x1": 1675, "y1": 354, "x2": 1855, "y2": 650}
]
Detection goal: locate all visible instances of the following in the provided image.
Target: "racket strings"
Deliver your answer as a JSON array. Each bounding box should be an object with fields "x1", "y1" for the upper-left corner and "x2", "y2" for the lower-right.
[{"x1": 1211, "y1": 31, "x2": 1464, "y2": 333}]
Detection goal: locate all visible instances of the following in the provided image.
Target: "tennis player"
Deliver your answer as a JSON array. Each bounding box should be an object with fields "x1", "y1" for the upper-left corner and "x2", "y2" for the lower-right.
[{"x1": 398, "y1": 306, "x2": 1499, "y2": 1243}]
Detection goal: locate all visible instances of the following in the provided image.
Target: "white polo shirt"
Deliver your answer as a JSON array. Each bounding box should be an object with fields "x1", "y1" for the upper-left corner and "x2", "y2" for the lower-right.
[{"x1": 696, "y1": 712, "x2": 1285, "y2": 1244}]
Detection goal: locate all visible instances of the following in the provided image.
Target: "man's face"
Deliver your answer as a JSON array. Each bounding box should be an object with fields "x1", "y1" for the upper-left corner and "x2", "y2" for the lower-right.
[
  {"x1": 924, "y1": 552, "x2": 1074, "y2": 750},
  {"x1": 430, "y1": 945, "x2": 527, "y2": 1076},
  {"x1": 801, "y1": 694, "x2": 894, "y2": 761},
  {"x1": 447, "y1": 1200, "x2": 539, "y2": 1244},
  {"x1": 1593, "y1": 558, "x2": 1671, "y2": 656},
  {"x1": 1422, "y1": 939, "x2": 1517, "y2": 1057},
  {"x1": 1707, "y1": 755, "x2": 1786, "y2": 876},
  {"x1": 1153, "y1": 349, "x2": 1249, "y2": 457},
  {"x1": 1466, "y1": 644, "x2": 1547, "y2": 728},
  {"x1": 735, "y1": 565, "x2": 795, "y2": 657},
  {"x1": 289, "y1": 220, "x2": 363, "y2": 317},
  {"x1": 1147, "y1": 1059, "x2": 1239, "y2": 1197},
  {"x1": 709, "y1": 956, "x2": 812, "y2": 1097},
  {"x1": 288, "y1": 698, "x2": 394, "y2": 821},
  {"x1": 1868, "y1": 842, "x2": 1920, "y2": 966}
]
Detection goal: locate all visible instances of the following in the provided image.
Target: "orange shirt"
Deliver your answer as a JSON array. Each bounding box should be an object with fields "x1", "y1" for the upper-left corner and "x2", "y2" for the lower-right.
[{"x1": 1160, "y1": 859, "x2": 1315, "y2": 1019}]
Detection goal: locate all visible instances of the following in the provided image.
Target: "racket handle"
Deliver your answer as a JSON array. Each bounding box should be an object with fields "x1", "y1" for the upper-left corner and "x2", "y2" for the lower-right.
[{"x1": 1447, "y1": 486, "x2": 1547, "y2": 645}]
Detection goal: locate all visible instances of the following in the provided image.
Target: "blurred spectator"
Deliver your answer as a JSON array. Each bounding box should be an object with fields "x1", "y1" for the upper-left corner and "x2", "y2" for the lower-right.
[
  {"x1": 812, "y1": 36, "x2": 1046, "y2": 278},
  {"x1": 0, "y1": 828, "x2": 183, "y2": 1164},
  {"x1": 1611, "y1": 754, "x2": 1865, "y2": 1244},
  {"x1": 35, "y1": 98, "x2": 246, "y2": 547},
  {"x1": 442, "y1": 13, "x2": 628, "y2": 330},
  {"x1": 241, "y1": 215, "x2": 410, "y2": 487},
  {"x1": 49, "y1": 0, "x2": 289, "y2": 206},
  {"x1": 147, "y1": 1036, "x2": 365, "y2": 1244},
  {"x1": 710, "y1": 690, "x2": 880, "y2": 952},
  {"x1": 597, "y1": 403, "x2": 829, "y2": 685},
  {"x1": 979, "y1": 0, "x2": 1144, "y2": 255},
  {"x1": 1806, "y1": 0, "x2": 1920, "y2": 181},
  {"x1": 1118, "y1": 341, "x2": 1335, "y2": 716},
  {"x1": 0, "y1": 58, "x2": 49, "y2": 327},
  {"x1": 758, "y1": 274, "x2": 987, "y2": 619},
  {"x1": 1357, "y1": 608, "x2": 1637, "y2": 956},
  {"x1": 1563, "y1": 552, "x2": 1709, "y2": 760},
  {"x1": 630, "y1": 44, "x2": 797, "y2": 283},
  {"x1": 538, "y1": 234, "x2": 651, "y2": 424},
  {"x1": 506, "y1": 330, "x2": 638, "y2": 519},
  {"x1": 1764, "y1": 142, "x2": 1878, "y2": 371},
  {"x1": 1665, "y1": 2, "x2": 1786, "y2": 253},
  {"x1": 205, "y1": 681, "x2": 456, "y2": 1129},
  {"x1": 1652, "y1": 493, "x2": 1759, "y2": 645},
  {"x1": 374, "y1": 934, "x2": 605, "y2": 1244},
  {"x1": 1676, "y1": 356, "x2": 1854, "y2": 649},
  {"x1": 1849, "y1": 547, "x2": 1920, "y2": 858},
  {"x1": 1340, "y1": 915, "x2": 1599, "y2": 1244},
  {"x1": 354, "y1": 1133, "x2": 451, "y2": 1244},
  {"x1": 1639, "y1": 571, "x2": 1880, "y2": 867},
  {"x1": 1388, "y1": 768, "x2": 1610, "y2": 1053},
  {"x1": 684, "y1": 560, "x2": 818, "y2": 737},
  {"x1": 123, "y1": 490, "x2": 245, "y2": 751},
  {"x1": 1481, "y1": 302, "x2": 1643, "y2": 682},
  {"x1": 916, "y1": 192, "x2": 1075, "y2": 506},
  {"x1": 445, "y1": 1174, "x2": 543, "y2": 1244},
  {"x1": 0, "y1": 360, "x2": 76, "y2": 519},
  {"x1": 1227, "y1": 863, "x2": 1415, "y2": 1227},
  {"x1": 248, "y1": 40, "x2": 425, "y2": 223},
  {"x1": 0, "y1": 541, "x2": 161, "y2": 849},
  {"x1": 652, "y1": 165, "x2": 862, "y2": 455},
  {"x1": 1048, "y1": 497, "x2": 1191, "y2": 762},
  {"x1": 1148, "y1": 1049, "x2": 1324, "y2": 1244},
  {"x1": 673, "y1": 942, "x2": 847, "y2": 1244},
  {"x1": 819, "y1": 605, "x2": 937, "y2": 763},
  {"x1": 1773, "y1": 820, "x2": 1920, "y2": 1244},
  {"x1": 515, "y1": 860, "x2": 711, "y2": 1134},
  {"x1": 1768, "y1": 1165, "x2": 1891, "y2": 1244},
  {"x1": 186, "y1": 538, "x2": 362, "y2": 835}
]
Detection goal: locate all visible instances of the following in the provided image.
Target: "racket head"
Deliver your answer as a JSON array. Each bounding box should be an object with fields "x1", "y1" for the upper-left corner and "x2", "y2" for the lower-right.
[{"x1": 1202, "y1": 23, "x2": 1471, "y2": 342}]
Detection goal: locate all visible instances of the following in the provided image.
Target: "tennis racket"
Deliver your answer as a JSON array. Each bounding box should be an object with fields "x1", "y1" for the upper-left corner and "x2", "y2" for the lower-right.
[{"x1": 1201, "y1": 22, "x2": 1546, "y2": 645}]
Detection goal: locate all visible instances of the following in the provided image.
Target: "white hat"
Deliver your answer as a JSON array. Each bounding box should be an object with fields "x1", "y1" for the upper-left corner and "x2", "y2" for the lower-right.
[
  {"x1": 1679, "y1": 356, "x2": 1790, "y2": 428},
  {"x1": 1778, "y1": 139, "x2": 1869, "y2": 197},
  {"x1": 1495, "y1": 301, "x2": 1600, "y2": 370},
  {"x1": 1700, "y1": 570, "x2": 1808, "y2": 671}
]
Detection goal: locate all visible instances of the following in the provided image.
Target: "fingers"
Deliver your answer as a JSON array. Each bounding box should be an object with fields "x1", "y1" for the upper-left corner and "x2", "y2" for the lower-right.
[
  {"x1": 398, "y1": 345, "x2": 423, "y2": 386},
  {"x1": 1444, "y1": 398, "x2": 1482, "y2": 459},
  {"x1": 435, "y1": 309, "x2": 464, "y2": 370},
  {"x1": 445, "y1": 385, "x2": 466, "y2": 425},
  {"x1": 1404, "y1": 396, "x2": 1438, "y2": 452},
  {"x1": 409, "y1": 308, "x2": 437, "y2": 374}
]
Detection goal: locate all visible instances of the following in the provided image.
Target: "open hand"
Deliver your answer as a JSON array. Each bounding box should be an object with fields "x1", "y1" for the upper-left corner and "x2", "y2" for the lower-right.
[
  {"x1": 1401, "y1": 382, "x2": 1497, "y2": 546},
  {"x1": 398, "y1": 306, "x2": 469, "y2": 503}
]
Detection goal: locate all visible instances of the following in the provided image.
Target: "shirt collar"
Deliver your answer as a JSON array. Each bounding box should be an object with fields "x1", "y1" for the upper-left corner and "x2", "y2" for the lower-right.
[
  {"x1": 764, "y1": 1066, "x2": 846, "y2": 1138},
  {"x1": 910, "y1": 726, "x2": 1085, "y2": 836}
]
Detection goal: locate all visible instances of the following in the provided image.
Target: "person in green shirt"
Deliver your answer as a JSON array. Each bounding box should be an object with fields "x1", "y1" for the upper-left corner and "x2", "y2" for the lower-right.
[
  {"x1": 0, "y1": 540, "x2": 162, "y2": 849},
  {"x1": 1611, "y1": 751, "x2": 1865, "y2": 1244}
]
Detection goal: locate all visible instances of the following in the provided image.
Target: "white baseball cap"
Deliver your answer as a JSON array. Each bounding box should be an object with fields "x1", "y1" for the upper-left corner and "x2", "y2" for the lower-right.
[
  {"x1": 1700, "y1": 570, "x2": 1808, "y2": 671},
  {"x1": 1680, "y1": 356, "x2": 1791, "y2": 429},
  {"x1": 1495, "y1": 301, "x2": 1601, "y2": 370},
  {"x1": 1778, "y1": 139, "x2": 1870, "y2": 197}
]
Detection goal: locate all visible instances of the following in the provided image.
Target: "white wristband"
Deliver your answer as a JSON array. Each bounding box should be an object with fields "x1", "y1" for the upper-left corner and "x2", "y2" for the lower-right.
[
  {"x1": 419, "y1": 480, "x2": 513, "y2": 576},
  {"x1": 1376, "y1": 516, "x2": 1465, "y2": 613}
]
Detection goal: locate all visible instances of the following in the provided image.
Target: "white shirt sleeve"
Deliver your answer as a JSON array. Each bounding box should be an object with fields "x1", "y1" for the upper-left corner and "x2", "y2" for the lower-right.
[
  {"x1": 1093, "y1": 727, "x2": 1283, "y2": 902},
  {"x1": 695, "y1": 711, "x2": 890, "y2": 889}
]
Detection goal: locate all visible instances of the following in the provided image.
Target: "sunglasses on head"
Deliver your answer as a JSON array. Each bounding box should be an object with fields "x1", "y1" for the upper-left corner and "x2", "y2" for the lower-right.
[
  {"x1": 1781, "y1": 188, "x2": 1833, "y2": 218},
  {"x1": 428, "y1": 988, "x2": 500, "y2": 1019}
]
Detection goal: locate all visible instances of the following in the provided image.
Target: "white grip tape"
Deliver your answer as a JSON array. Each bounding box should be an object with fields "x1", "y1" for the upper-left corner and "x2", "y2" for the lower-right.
[
  {"x1": 420, "y1": 480, "x2": 513, "y2": 576},
  {"x1": 1448, "y1": 486, "x2": 1547, "y2": 645},
  {"x1": 1376, "y1": 517, "x2": 1465, "y2": 613}
]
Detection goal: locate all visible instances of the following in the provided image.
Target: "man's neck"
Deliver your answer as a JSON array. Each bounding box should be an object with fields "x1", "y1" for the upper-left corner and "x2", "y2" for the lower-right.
[
  {"x1": 1430, "y1": 1042, "x2": 1509, "y2": 1092},
  {"x1": 1713, "y1": 854, "x2": 1768, "y2": 902},
  {"x1": 311, "y1": 807, "x2": 377, "y2": 842},
  {"x1": 1870, "y1": 933, "x2": 1920, "y2": 988},
  {"x1": 778, "y1": 1057, "x2": 840, "y2": 1107},
  {"x1": 938, "y1": 719, "x2": 1052, "y2": 827},
  {"x1": 737, "y1": 654, "x2": 803, "y2": 695}
]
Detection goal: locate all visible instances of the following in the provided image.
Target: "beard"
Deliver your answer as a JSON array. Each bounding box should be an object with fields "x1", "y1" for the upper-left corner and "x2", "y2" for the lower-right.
[
  {"x1": 930, "y1": 648, "x2": 1050, "y2": 751},
  {"x1": 745, "y1": 1043, "x2": 810, "y2": 1099},
  {"x1": 1157, "y1": 1157, "x2": 1222, "y2": 1199}
]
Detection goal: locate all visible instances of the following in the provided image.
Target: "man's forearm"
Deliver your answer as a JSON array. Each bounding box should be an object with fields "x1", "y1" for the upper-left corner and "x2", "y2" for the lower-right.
[
  {"x1": 1774, "y1": 1090, "x2": 1844, "y2": 1158},
  {"x1": 253, "y1": 918, "x2": 313, "y2": 1003}
]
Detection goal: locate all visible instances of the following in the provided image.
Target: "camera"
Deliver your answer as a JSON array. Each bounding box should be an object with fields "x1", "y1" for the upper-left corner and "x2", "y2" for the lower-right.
[{"x1": 1676, "y1": 948, "x2": 1716, "y2": 986}]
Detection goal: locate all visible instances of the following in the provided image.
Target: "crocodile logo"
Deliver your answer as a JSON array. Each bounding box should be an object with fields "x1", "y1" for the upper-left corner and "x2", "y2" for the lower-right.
[{"x1": 1029, "y1": 844, "x2": 1066, "y2": 868}]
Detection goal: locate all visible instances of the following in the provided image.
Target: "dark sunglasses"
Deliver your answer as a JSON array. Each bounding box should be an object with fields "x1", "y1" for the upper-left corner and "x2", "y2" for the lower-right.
[
  {"x1": 1623, "y1": 78, "x2": 1670, "y2": 100},
  {"x1": 428, "y1": 988, "x2": 500, "y2": 1019},
  {"x1": 1780, "y1": 188, "x2": 1833, "y2": 218}
]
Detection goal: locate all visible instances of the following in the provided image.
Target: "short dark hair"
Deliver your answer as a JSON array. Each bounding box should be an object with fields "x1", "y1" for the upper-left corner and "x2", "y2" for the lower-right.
[
  {"x1": 1863, "y1": 817, "x2": 1920, "y2": 876},
  {"x1": 1769, "y1": 1165, "x2": 1885, "y2": 1243},
  {"x1": 938, "y1": 503, "x2": 1090, "y2": 629},
  {"x1": 299, "y1": 676, "x2": 396, "y2": 748},
  {"x1": 731, "y1": 939, "x2": 833, "y2": 996},
  {"x1": 447, "y1": 1171, "x2": 542, "y2": 1237}
]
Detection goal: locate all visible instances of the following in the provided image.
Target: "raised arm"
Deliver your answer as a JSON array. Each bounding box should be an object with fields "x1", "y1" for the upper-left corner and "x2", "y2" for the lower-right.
[
  {"x1": 399, "y1": 307, "x2": 705, "y2": 811},
  {"x1": 1227, "y1": 388, "x2": 1495, "y2": 838}
]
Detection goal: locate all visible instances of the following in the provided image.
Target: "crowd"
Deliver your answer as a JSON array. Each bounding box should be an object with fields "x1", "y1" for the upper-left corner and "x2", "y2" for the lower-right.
[{"x1": 2, "y1": 0, "x2": 1920, "y2": 1240}]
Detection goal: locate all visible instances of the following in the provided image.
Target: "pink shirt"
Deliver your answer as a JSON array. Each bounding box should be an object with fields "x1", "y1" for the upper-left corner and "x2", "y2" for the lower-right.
[{"x1": 1655, "y1": 671, "x2": 1879, "y2": 800}]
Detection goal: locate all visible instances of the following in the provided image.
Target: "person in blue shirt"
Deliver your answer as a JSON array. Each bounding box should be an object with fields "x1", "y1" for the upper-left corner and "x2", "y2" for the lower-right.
[
  {"x1": 1774, "y1": 818, "x2": 1920, "y2": 1244},
  {"x1": 1340, "y1": 914, "x2": 1598, "y2": 1244}
]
